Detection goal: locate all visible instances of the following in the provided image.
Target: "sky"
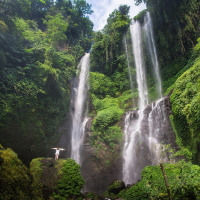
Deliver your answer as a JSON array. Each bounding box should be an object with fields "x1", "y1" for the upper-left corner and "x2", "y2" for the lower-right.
[{"x1": 86, "y1": 0, "x2": 146, "y2": 31}]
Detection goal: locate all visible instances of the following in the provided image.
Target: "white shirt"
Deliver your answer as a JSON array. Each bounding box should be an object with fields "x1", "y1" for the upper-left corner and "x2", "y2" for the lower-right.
[{"x1": 52, "y1": 148, "x2": 65, "y2": 155}]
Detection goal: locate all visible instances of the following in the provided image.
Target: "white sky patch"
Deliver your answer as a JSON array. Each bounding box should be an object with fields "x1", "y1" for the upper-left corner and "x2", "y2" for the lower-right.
[{"x1": 87, "y1": 0, "x2": 146, "y2": 31}]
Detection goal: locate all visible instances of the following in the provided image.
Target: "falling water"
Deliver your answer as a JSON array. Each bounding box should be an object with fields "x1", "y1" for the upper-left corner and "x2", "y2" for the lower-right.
[
  {"x1": 130, "y1": 21, "x2": 149, "y2": 111},
  {"x1": 71, "y1": 53, "x2": 90, "y2": 164},
  {"x1": 148, "y1": 97, "x2": 174, "y2": 164},
  {"x1": 148, "y1": 98, "x2": 165, "y2": 164},
  {"x1": 144, "y1": 12, "x2": 162, "y2": 98},
  {"x1": 123, "y1": 20, "x2": 149, "y2": 185},
  {"x1": 124, "y1": 36, "x2": 134, "y2": 92},
  {"x1": 122, "y1": 12, "x2": 168, "y2": 185}
]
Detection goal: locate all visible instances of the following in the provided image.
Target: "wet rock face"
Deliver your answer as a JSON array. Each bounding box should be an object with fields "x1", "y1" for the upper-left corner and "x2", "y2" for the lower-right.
[
  {"x1": 80, "y1": 126, "x2": 123, "y2": 195},
  {"x1": 56, "y1": 94, "x2": 178, "y2": 195},
  {"x1": 129, "y1": 110, "x2": 139, "y2": 120},
  {"x1": 30, "y1": 158, "x2": 59, "y2": 200},
  {"x1": 122, "y1": 96, "x2": 179, "y2": 185},
  {"x1": 107, "y1": 180, "x2": 126, "y2": 195},
  {"x1": 40, "y1": 159, "x2": 58, "y2": 199},
  {"x1": 80, "y1": 96, "x2": 178, "y2": 194},
  {"x1": 141, "y1": 96, "x2": 177, "y2": 147}
]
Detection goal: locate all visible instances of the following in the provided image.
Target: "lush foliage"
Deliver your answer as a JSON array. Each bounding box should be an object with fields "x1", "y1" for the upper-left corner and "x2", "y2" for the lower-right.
[
  {"x1": 89, "y1": 72, "x2": 117, "y2": 98},
  {"x1": 90, "y1": 91, "x2": 137, "y2": 150},
  {"x1": 30, "y1": 158, "x2": 44, "y2": 200},
  {"x1": 90, "y1": 5, "x2": 130, "y2": 77},
  {"x1": 134, "y1": 9, "x2": 147, "y2": 23},
  {"x1": 53, "y1": 158, "x2": 84, "y2": 200},
  {"x1": 0, "y1": 145, "x2": 31, "y2": 200},
  {"x1": 0, "y1": 0, "x2": 93, "y2": 162},
  {"x1": 134, "y1": 0, "x2": 200, "y2": 96},
  {"x1": 145, "y1": 0, "x2": 200, "y2": 64},
  {"x1": 88, "y1": 5, "x2": 133, "y2": 166},
  {"x1": 119, "y1": 161, "x2": 200, "y2": 200},
  {"x1": 170, "y1": 38, "x2": 200, "y2": 163}
]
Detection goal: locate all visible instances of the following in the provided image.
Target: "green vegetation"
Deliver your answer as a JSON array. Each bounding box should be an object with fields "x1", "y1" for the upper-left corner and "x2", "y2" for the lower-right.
[
  {"x1": 133, "y1": 0, "x2": 200, "y2": 165},
  {"x1": 134, "y1": 9, "x2": 148, "y2": 23},
  {"x1": 139, "y1": 0, "x2": 200, "y2": 65},
  {"x1": 1, "y1": 0, "x2": 200, "y2": 198},
  {"x1": 53, "y1": 158, "x2": 84, "y2": 200},
  {"x1": 0, "y1": 145, "x2": 84, "y2": 200},
  {"x1": 30, "y1": 158, "x2": 44, "y2": 200},
  {"x1": 0, "y1": 145, "x2": 31, "y2": 200},
  {"x1": 89, "y1": 72, "x2": 118, "y2": 98},
  {"x1": 170, "y1": 39, "x2": 200, "y2": 163},
  {"x1": 88, "y1": 5, "x2": 134, "y2": 165},
  {"x1": 118, "y1": 161, "x2": 200, "y2": 200},
  {"x1": 104, "y1": 180, "x2": 125, "y2": 199},
  {"x1": 169, "y1": 115, "x2": 193, "y2": 161},
  {"x1": 0, "y1": 0, "x2": 93, "y2": 161}
]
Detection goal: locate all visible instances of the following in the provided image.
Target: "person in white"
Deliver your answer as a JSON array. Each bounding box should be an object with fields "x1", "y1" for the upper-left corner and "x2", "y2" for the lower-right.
[{"x1": 51, "y1": 147, "x2": 65, "y2": 160}]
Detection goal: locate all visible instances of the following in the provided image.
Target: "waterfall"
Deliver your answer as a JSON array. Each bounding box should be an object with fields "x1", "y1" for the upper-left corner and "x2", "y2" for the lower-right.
[
  {"x1": 123, "y1": 20, "x2": 149, "y2": 185},
  {"x1": 71, "y1": 53, "x2": 90, "y2": 164},
  {"x1": 130, "y1": 20, "x2": 148, "y2": 111},
  {"x1": 148, "y1": 98, "x2": 166, "y2": 164},
  {"x1": 123, "y1": 13, "x2": 166, "y2": 185},
  {"x1": 144, "y1": 12, "x2": 162, "y2": 98},
  {"x1": 124, "y1": 36, "x2": 134, "y2": 92}
]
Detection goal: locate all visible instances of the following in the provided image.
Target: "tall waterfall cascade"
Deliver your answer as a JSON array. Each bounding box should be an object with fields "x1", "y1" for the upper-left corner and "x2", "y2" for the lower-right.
[
  {"x1": 144, "y1": 12, "x2": 162, "y2": 98},
  {"x1": 124, "y1": 36, "x2": 134, "y2": 92},
  {"x1": 123, "y1": 13, "x2": 167, "y2": 185},
  {"x1": 123, "y1": 19, "x2": 149, "y2": 185},
  {"x1": 71, "y1": 53, "x2": 90, "y2": 164}
]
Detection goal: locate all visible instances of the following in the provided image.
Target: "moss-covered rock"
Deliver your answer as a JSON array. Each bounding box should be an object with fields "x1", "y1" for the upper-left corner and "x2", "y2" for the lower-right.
[
  {"x1": 104, "y1": 180, "x2": 125, "y2": 199},
  {"x1": 30, "y1": 158, "x2": 62, "y2": 200},
  {"x1": 0, "y1": 145, "x2": 31, "y2": 200}
]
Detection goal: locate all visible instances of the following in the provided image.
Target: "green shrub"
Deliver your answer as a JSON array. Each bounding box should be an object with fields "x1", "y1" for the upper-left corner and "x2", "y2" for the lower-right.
[
  {"x1": 92, "y1": 107, "x2": 124, "y2": 131},
  {"x1": 0, "y1": 145, "x2": 31, "y2": 200},
  {"x1": 119, "y1": 161, "x2": 200, "y2": 200},
  {"x1": 53, "y1": 158, "x2": 84, "y2": 200},
  {"x1": 170, "y1": 52, "x2": 200, "y2": 162},
  {"x1": 30, "y1": 158, "x2": 44, "y2": 200},
  {"x1": 118, "y1": 90, "x2": 138, "y2": 109},
  {"x1": 134, "y1": 9, "x2": 148, "y2": 22},
  {"x1": 89, "y1": 72, "x2": 117, "y2": 98},
  {"x1": 91, "y1": 126, "x2": 123, "y2": 149},
  {"x1": 92, "y1": 95, "x2": 119, "y2": 111}
]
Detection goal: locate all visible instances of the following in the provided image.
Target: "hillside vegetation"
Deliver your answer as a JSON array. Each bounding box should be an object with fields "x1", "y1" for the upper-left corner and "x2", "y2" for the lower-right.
[{"x1": 0, "y1": 0, "x2": 93, "y2": 162}]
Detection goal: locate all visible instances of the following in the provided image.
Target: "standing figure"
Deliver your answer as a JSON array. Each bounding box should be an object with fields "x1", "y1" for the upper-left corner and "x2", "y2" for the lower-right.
[{"x1": 51, "y1": 147, "x2": 65, "y2": 160}]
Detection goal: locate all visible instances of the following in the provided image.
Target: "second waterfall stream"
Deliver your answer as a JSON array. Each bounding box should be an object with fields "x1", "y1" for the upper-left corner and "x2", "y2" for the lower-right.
[{"x1": 122, "y1": 12, "x2": 169, "y2": 185}]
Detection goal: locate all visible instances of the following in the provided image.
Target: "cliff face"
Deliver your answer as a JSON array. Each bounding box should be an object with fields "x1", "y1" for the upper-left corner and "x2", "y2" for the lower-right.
[
  {"x1": 143, "y1": 0, "x2": 200, "y2": 164},
  {"x1": 79, "y1": 95, "x2": 178, "y2": 194},
  {"x1": 80, "y1": 117, "x2": 123, "y2": 194}
]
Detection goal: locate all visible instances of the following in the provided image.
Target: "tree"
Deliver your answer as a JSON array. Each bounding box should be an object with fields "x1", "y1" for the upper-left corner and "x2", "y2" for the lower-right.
[
  {"x1": 119, "y1": 5, "x2": 130, "y2": 16},
  {"x1": 134, "y1": 0, "x2": 147, "y2": 6},
  {"x1": 73, "y1": 0, "x2": 93, "y2": 17},
  {"x1": 44, "y1": 13, "x2": 68, "y2": 47}
]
